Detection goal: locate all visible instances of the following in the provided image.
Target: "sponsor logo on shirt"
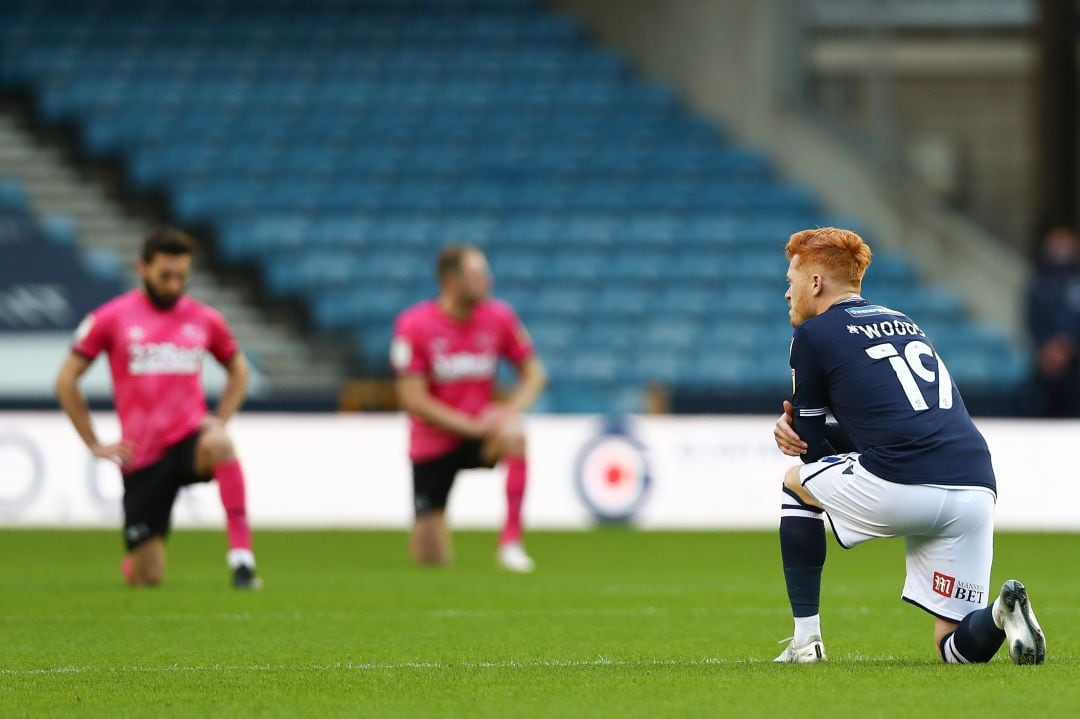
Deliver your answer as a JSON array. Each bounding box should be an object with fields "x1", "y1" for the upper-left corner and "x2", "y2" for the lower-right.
[
  {"x1": 432, "y1": 352, "x2": 497, "y2": 381},
  {"x1": 931, "y1": 572, "x2": 986, "y2": 603},
  {"x1": 953, "y1": 580, "x2": 986, "y2": 604},
  {"x1": 932, "y1": 571, "x2": 955, "y2": 598},
  {"x1": 128, "y1": 343, "x2": 205, "y2": 375}
]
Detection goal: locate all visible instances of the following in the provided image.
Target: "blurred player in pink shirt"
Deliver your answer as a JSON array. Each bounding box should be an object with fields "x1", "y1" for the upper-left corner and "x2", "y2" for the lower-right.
[
  {"x1": 393, "y1": 245, "x2": 547, "y2": 572},
  {"x1": 55, "y1": 228, "x2": 260, "y2": 589}
]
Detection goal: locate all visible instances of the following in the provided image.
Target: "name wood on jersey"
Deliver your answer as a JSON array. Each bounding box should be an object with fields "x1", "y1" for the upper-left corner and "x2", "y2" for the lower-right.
[{"x1": 847, "y1": 319, "x2": 927, "y2": 340}]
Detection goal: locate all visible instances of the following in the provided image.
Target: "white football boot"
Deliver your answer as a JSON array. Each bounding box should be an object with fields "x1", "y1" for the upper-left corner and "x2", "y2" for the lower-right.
[
  {"x1": 774, "y1": 636, "x2": 827, "y2": 663},
  {"x1": 992, "y1": 579, "x2": 1046, "y2": 665},
  {"x1": 497, "y1": 542, "x2": 535, "y2": 573}
]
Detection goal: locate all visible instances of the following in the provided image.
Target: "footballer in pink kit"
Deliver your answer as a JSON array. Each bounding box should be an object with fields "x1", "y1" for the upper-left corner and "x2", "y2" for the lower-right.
[
  {"x1": 392, "y1": 244, "x2": 547, "y2": 572},
  {"x1": 55, "y1": 228, "x2": 260, "y2": 589}
]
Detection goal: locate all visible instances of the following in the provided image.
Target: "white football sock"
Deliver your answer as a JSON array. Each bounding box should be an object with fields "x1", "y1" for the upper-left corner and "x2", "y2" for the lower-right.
[
  {"x1": 794, "y1": 614, "x2": 822, "y2": 644},
  {"x1": 991, "y1": 596, "x2": 1004, "y2": 629},
  {"x1": 227, "y1": 548, "x2": 255, "y2": 570}
]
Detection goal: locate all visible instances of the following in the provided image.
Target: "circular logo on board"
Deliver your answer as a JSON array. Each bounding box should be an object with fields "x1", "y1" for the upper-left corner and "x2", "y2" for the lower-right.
[{"x1": 574, "y1": 424, "x2": 651, "y2": 522}]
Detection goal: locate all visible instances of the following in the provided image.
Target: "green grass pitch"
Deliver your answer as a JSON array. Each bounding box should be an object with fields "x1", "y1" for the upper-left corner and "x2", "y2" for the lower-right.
[{"x1": 1, "y1": 529, "x2": 1076, "y2": 717}]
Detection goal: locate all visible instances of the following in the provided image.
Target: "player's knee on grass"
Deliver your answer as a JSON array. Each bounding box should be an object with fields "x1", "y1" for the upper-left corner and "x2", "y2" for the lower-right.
[
  {"x1": 135, "y1": 569, "x2": 163, "y2": 588},
  {"x1": 129, "y1": 538, "x2": 165, "y2": 587}
]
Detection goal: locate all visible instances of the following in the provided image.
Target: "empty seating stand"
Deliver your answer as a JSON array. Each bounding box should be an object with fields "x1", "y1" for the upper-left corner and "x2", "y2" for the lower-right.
[{"x1": 0, "y1": 0, "x2": 1027, "y2": 412}]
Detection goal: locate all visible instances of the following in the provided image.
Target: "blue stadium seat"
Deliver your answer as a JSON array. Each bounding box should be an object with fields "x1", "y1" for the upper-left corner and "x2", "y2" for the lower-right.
[{"x1": 0, "y1": 0, "x2": 1025, "y2": 412}]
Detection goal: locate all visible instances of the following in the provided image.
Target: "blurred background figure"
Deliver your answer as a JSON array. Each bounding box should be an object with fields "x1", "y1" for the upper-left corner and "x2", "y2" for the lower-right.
[
  {"x1": 1026, "y1": 226, "x2": 1080, "y2": 417},
  {"x1": 393, "y1": 245, "x2": 546, "y2": 572}
]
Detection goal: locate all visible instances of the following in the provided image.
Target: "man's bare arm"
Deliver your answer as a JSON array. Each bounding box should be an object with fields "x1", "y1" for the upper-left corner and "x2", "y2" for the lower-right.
[
  {"x1": 55, "y1": 352, "x2": 133, "y2": 464},
  {"x1": 214, "y1": 351, "x2": 249, "y2": 423},
  {"x1": 501, "y1": 355, "x2": 547, "y2": 415}
]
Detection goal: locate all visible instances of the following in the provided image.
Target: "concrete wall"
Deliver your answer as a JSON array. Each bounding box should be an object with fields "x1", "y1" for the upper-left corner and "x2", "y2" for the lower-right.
[
  {"x1": 808, "y1": 36, "x2": 1036, "y2": 249},
  {"x1": 895, "y1": 73, "x2": 1033, "y2": 246}
]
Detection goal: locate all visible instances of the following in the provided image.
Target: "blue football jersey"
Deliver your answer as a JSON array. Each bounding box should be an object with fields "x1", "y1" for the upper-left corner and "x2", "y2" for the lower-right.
[{"x1": 790, "y1": 296, "x2": 995, "y2": 492}]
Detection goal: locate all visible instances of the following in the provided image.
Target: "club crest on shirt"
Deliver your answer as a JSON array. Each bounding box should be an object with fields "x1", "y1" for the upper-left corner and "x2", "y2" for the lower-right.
[
  {"x1": 181, "y1": 323, "x2": 206, "y2": 343},
  {"x1": 127, "y1": 325, "x2": 145, "y2": 341}
]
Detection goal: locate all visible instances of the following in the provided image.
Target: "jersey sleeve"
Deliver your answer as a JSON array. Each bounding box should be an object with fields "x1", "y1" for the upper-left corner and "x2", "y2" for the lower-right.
[
  {"x1": 390, "y1": 312, "x2": 430, "y2": 376},
  {"x1": 70, "y1": 309, "x2": 112, "y2": 360},
  {"x1": 206, "y1": 309, "x2": 239, "y2": 364},
  {"x1": 498, "y1": 303, "x2": 534, "y2": 366},
  {"x1": 790, "y1": 326, "x2": 829, "y2": 418},
  {"x1": 790, "y1": 326, "x2": 837, "y2": 462}
]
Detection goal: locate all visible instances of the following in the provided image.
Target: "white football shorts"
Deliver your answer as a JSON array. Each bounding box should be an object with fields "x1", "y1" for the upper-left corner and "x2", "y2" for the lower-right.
[{"x1": 798, "y1": 453, "x2": 996, "y2": 622}]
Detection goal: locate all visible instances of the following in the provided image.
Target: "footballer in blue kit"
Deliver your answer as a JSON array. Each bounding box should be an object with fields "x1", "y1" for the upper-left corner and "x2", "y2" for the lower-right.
[{"x1": 771, "y1": 227, "x2": 1046, "y2": 665}]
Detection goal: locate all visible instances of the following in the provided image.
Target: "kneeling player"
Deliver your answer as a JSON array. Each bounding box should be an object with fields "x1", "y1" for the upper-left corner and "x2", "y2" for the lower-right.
[
  {"x1": 392, "y1": 245, "x2": 547, "y2": 572},
  {"x1": 55, "y1": 228, "x2": 260, "y2": 588},
  {"x1": 771, "y1": 227, "x2": 1044, "y2": 664}
]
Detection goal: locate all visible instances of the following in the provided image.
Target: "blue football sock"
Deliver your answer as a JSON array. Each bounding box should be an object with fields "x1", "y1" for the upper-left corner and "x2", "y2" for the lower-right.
[
  {"x1": 779, "y1": 490, "x2": 827, "y2": 618},
  {"x1": 940, "y1": 605, "x2": 1005, "y2": 663}
]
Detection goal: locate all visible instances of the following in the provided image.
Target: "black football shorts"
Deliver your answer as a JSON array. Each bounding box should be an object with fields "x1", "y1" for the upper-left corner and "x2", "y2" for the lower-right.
[
  {"x1": 121, "y1": 431, "x2": 212, "y2": 550},
  {"x1": 411, "y1": 440, "x2": 496, "y2": 517}
]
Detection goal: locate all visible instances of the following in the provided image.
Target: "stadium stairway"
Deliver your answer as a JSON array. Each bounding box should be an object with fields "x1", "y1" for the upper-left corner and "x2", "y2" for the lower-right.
[{"x1": 0, "y1": 110, "x2": 349, "y2": 398}]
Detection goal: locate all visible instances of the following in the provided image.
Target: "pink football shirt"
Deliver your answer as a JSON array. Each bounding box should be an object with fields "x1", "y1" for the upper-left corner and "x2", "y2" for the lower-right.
[
  {"x1": 391, "y1": 298, "x2": 534, "y2": 461},
  {"x1": 71, "y1": 290, "x2": 238, "y2": 473}
]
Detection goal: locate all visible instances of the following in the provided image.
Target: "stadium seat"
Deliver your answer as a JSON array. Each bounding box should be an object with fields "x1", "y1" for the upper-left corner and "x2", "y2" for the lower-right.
[{"x1": 0, "y1": 0, "x2": 1025, "y2": 413}]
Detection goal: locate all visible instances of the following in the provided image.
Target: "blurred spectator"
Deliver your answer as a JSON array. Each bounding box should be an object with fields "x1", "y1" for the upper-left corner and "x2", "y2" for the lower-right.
[{"x1": 1026, "y1": 226, "x2": 1080, "y2": 417}]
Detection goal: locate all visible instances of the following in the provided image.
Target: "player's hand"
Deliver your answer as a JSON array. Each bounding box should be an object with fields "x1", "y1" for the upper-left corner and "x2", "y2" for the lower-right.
[
  {"x1": 774, "y1": 401, "x2": 807, "y2": 457},
  {"x1": 91, "y1": 440, "x2": 135, "y2": 466}
]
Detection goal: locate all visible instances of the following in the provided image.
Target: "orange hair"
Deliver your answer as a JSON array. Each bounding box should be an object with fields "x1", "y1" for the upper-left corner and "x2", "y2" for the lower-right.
[{"x1": 785, "y1": 227, "x2": 872, "y2": 284}]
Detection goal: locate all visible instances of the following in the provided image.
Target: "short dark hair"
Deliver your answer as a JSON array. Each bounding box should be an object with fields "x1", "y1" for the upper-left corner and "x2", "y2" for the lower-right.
[
  {"x1": 142, "y1": 227, "x2": 197, "y2": 263},
  {"x1": 436, "y1": 243, "x2": 482, "y2": 282}
]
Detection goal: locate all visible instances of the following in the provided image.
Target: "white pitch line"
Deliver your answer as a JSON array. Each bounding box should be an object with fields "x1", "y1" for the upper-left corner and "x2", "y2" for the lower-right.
[
  {"x1": 10, "y1": 652, "x2": 1071, "y2": 677},
  {"x1": 0, "y1": 607, "x2": 711, "y2": 624},
  {"x1": 4, "y1": 605, "x2": 907, "y2": 624},
  {"x1": 0, "y1": 657, "x2": 751, "y2": 677}
]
